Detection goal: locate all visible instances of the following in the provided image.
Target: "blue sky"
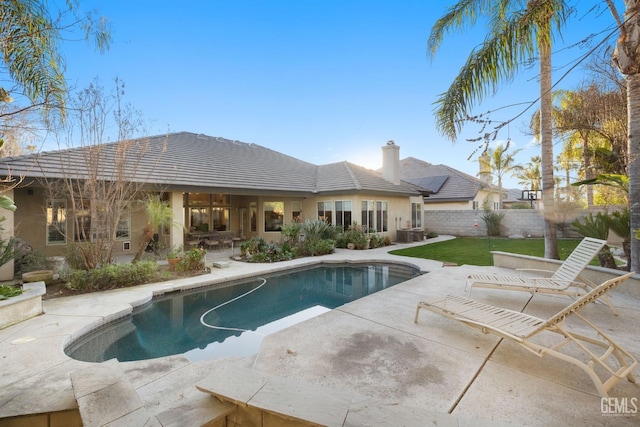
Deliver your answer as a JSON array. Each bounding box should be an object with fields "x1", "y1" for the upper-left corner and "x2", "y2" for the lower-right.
[{"x1": 55, "y1": 0, "x2": 622, "y2": 189}]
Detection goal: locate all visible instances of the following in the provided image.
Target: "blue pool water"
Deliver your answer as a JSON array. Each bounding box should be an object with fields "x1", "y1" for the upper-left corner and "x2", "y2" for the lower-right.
[{"x1": 65, "y1": 263, "x2": 421, "y2": 362}]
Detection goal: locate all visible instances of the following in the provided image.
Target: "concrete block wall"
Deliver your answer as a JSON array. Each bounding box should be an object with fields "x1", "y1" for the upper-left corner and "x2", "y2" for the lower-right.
[{"x1": 423, "y1": 208, "x2": 617, "y2": 239}]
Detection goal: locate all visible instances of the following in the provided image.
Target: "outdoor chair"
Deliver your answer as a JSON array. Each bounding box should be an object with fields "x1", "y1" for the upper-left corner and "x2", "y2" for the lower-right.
[
  {"x1": 204, "y1": 232, "x2": 220, "y2": 250},
  {"x1": 414, "y1": 271, "x2": 637, "y2": 398},
  {"x1": 221, "y1": 231, "x2": 234, "y2": 249},
  {"x1": 465, "y1": 237, "x2": 617, "y2": 314}
]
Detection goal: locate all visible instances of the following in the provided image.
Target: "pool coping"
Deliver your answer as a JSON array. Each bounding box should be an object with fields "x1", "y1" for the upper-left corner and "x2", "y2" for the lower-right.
[
  {"x1": 1, "y1": 236, "x2": 638, "y2": 426},
  {"x1": 63, "y1": 258, "x2": 426, "y2": 362}
]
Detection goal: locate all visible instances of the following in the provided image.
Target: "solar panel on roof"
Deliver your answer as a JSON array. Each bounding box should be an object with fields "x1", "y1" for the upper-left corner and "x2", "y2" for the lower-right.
[{"x1": 407, "y1": 175, "x2": 448, "y2": 193}]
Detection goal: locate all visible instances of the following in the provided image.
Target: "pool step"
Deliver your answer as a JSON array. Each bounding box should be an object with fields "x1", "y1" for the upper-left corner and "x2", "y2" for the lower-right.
[
  {"x1": 71, "y1": 364, "x2": 235, "y2": 427},
  {"x1": 71, "y1": 364, "x2": 157, "y2": 426},
  {"x1": 196, "y1": 365, "x2": 465, "y2": 427},
  {"x1": 156, "y1": 392, "x2": 236, "y2": 427},
  {"x1": 196, "y1": 365, "x2": 357, "y2": 427}
]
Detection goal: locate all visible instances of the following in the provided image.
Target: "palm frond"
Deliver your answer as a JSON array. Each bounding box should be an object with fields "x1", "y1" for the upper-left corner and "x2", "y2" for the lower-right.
[{"x1": 432, "y1": 0, "x2": 569, "y2": 140}]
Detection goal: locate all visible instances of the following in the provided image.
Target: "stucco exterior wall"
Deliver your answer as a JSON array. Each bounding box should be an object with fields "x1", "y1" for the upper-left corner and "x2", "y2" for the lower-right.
[
  {"x1": 11, "y1": 188, "x2": 421, "y2": 259},
  {"x1": 0, "y1": 188, "x2": 15, "y2": 280},
  {"x1": 13, "y1": 187, "x2": 160, "y2": 259}
]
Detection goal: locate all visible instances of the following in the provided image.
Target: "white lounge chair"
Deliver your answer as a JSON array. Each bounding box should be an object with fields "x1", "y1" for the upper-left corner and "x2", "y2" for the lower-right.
[
  {"x1": 466, "y1": 237, "x2": 617, "y2": 314},
  {"x1": 415, "y1": 271, "x2": 637, "y2": 398}
]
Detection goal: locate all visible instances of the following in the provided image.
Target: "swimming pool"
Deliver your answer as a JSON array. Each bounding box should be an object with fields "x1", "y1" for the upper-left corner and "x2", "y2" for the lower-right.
[{"x1": 65, "y1": 262, "x2": 422, "y2": 363}]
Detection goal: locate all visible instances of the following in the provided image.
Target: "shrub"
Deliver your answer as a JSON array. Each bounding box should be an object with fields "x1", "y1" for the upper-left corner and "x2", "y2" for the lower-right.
[
  {"x1": 15, "y1": 248, "x2": 51, "y2": 275},
  {"x1": 341, "y1": 223, "x2": 367, "y2": 248},
  {"x1": 241, "y1": 237, "x2": 293, "y2": 262},
  {"x1": 65, "y1": 243, "x2": 88, "y2": 270},
  {"x1": 176, "y1": 247, "x2": 207, "y2": 272},
  {"x1": 0, "y1": 217, "x2": 15, "y2": 268},
  {"x1": 334, "y1": 232, "x2": 349, "y2": 248},
  {"x1": 280, "y1": 222, "x2": 302, "y2": 247},
  {"x1": 323, "y1": 224, "x2": 343, "y2": 240},
  {"x1": 0, "y1": 285, "x2": 22, "y2": 299},
  {"x1": 571, "y1": 212, "x2": 610, "y2": 240},
  {"x1": 481, "y1": 212, "x2": 504, "y2": 236},
  {"x1": 248, "y1": 241, "x2": 293, "y2": 263},
  {"x1": 571, "y1": 212, "x2": 617, "y2": 269},
  {"x1": 369, "y1": 233, "x2": 385, "y2": 249},
  {"x1": 300, "y1": 219, "x2": 331, "y2": 243},
  {"x1": 65, "y1": 261, "x2": 158, "y2": 291},
  {"x1": 305, "y1": 239, "x2": 335, "y2": 256},
  {"x1": 241, "y1": 236, "x2": 266, "y2": 256}
]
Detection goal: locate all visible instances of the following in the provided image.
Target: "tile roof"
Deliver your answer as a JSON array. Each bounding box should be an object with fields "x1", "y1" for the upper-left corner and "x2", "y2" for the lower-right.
[
  {"x1": 0, "y1": 132, "x2": 420, "y2": 197},
  {"x1": 396, "y1": 157, "x2": 496, "y2": 202}
]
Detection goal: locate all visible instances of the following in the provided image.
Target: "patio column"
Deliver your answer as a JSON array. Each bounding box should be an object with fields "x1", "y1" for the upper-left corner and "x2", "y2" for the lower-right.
[
  {"x1": 169, "y1": 191, "x2": 184, "y2": 250},
  {"x1": 0, "y1": 188, "x2": 15, "y2": 280}
]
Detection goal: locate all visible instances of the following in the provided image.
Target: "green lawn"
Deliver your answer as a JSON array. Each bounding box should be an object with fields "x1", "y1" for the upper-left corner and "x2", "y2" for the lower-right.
[{"x1": 389, "y1": 237, "x2": 583, "y2": 266}]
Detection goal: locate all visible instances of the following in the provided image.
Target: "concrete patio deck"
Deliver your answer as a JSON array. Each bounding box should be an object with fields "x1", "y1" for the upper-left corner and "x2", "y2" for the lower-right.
[{"x1": 0, "y1": 237, "x2": 638, "y2": 426}]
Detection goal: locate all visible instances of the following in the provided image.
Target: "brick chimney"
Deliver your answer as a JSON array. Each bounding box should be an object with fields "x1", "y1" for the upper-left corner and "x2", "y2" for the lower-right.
[{"x1": 382, "y1": 140, "x2": 400, "y2": 185}]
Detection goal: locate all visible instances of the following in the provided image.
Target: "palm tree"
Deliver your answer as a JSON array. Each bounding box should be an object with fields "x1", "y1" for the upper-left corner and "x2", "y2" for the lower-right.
[
  {"x1": 553, "y1": 85, "x2": 627, "y2": 207},
  {"x1": 0, "y1": 0, "x2": 110, "y2": 121},
  {"x1": 516, "y1": 155, "x2": 542, "y2": 192},
  {"x1": 428, "y1": 0, "x2": 567, "y2": 259},
  {"x1": 609, "y1": 1, "x2": 640, "y2": 272},
  {"x1": 484, "y1": 144, "x2": 523, "y2": 208},
  {"x1": 132, "y1": 195, "x2": 175, "y2": 263}
]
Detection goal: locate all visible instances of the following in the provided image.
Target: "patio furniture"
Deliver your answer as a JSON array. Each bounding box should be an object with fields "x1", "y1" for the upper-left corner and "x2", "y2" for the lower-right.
[
  {"x1": 220, "y1": 231, "x2": 234, "y2": 249},
  {"x1": 414, "y1": 271, "x2": 637, "y2": 398},
  {"x1": 466, "y1": 237, "x2": 616, "y2": 314},
  {"x1": 204, "y1": 232, "x2": 221, "y2": 250},
  {"x1": 186, "y1": 235, "x2": 201, "y2": 249}
]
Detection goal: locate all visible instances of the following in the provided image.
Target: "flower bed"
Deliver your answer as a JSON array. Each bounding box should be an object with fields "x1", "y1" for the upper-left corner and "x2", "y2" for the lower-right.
[{"x1": 0, "y1": 281, "x2": 46, "y2": 330}]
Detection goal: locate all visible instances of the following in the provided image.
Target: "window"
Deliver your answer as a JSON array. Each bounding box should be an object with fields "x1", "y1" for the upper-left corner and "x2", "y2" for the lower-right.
[
  {"x1": 472, "y1": 201, "x2": 479, "y2": 210},
  {"x1": 186, "y1": 192, "x2": 231, "y2": 232},
  {"x1": 74, "y1": 203, "x2": 91, "y2": 242},
  {"x1": 212, "y1": 207, "x2": 230, "y2": 231},
  {"x1": 116, "y1": 207, "x2": 131, "y2": 240},
  {"x1": 317, "y1": 201, "x2": 333, "y2": 224},
  {"x1": 264, "y1": 201, "x2": 284, "y2": 232},
  {"x1": 361, "y1": 201, "x2": 374, "y2": 231},
  {"x1": 212, "y1": 193, "x2": 230, "y2": 205},
  {"x1": 361, "y1": 200, "x2": 387, "y2": 232},
  {"x1": 376, "y1": 201, "x2": 388, "y2": 232},
  {"x1": 291, "y1": 201, "x2": 302, "y2": 223},
  {"x1": 411, "y1": 203, "x2": 422, "y2": 228},
  {"x1": 335, "y1": 200, "x2": 352, "y2": 230},
  {"x1": 250, "y1": 202, "x2": 257, "y2": 232},
  {"x1": 188, "y1": 193, "x2": 210, "y2": 206},
  {"x1": 189, "y1": 207, "x2": 209, "y2": 231},
  {"x1": 46, "y1": 200, "x2": 67, "y2": 245}
]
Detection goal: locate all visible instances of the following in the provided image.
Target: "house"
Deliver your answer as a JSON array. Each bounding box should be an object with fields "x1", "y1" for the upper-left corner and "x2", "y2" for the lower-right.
[
  {"x1": 0, "y1": 132, "x2": 426, "y2": 278},
  {"x1": 394, "y1": 157, "x2": 503, "y2": 211}
]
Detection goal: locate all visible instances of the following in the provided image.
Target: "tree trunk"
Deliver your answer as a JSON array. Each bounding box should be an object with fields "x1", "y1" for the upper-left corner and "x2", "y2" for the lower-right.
[
  {"x1": 627, "y1": 73, "x2": 640, "y2": 272},
  {"x1": 612, "y1": 0, "x2": 640, "y2": 272},
  {"x1": 539, "y1": 33, "x2": 559, "y2": 259},
  {"x1": 132, "y1": 224, "x2": 154, "y2": 263},
  {"x1": 623, "y1": 239, "x2": 631, "y2": 271},
  {"x1": 598, "y1": 245, "x2": 619, "y2": 270},
  {"x1": 581, "y1": 133, "x2": 594, "y2": 207}
]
